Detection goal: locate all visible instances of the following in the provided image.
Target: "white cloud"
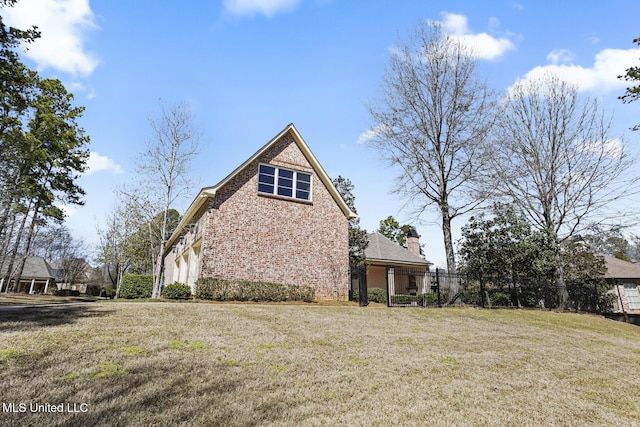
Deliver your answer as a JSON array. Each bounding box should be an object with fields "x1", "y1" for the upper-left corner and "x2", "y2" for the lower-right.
[
  {"x1": 223, "y1": 0, "x2": 301, "y2": 17},
  {"x1": 86, "y1": 152, "x2": 124, "y2": 175},
  {"x1": 357, "y1": 125, "x2": 390, "y2": 145},
  {"x1": 547, "y1": 49, "x2": 575, "y2": 65},
  {"x1": 580, "y1": 138, "x2": 626, "y2": 159},
  {"x1": 515, "y1": 47, "x2": 640, "y2": 94},
  {"x1": 3, "y1": 0, "x2": 99, "y2": 76},
  {"x1": 433, "y1": 12, "x2": 516, "y2": 60}
]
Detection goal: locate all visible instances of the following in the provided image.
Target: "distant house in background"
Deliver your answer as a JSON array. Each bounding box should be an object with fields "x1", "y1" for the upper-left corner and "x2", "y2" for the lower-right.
[
  {"x1": 0, "y1": 256, "x2": 56, "y2": 294},
  {"x1": 354, "y1": 229, "x2": 432, "y2": 298},
  {"x1": 600, "y1": 254, "x2": 640, "y2": 313},
  {"x1": 163, "y1": 124, "x2": 355, "y2": 300},
  {"x1": 50, "y1": 258, "x2": 93, "y2": 293}
]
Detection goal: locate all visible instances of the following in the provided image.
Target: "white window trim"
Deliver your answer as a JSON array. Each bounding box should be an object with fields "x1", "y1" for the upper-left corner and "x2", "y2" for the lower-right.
[
  {"x1": 623, "y1": 284, "x2": 640, "y2": 310},
  {"x1": 258, "y1": 163, "x2": 313, "y2": 202}
]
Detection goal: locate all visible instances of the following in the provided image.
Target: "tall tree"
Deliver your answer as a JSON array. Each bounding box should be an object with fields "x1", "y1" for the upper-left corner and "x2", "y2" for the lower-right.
[
  {"x1": 332, "y1": 176, "x2": 368, "y2": 270},
  {"x1": 618, "y1": 36, "x2": 640, "y2": 131},
  {"x1": 458, "y1": 204, "x2": 556, "y2": 284},
  {"x1": 377, "y1": 215, "x2": 412, "y2": 248},
  {"x1": 96, "y1": 199, "x2": 149, "y2": 297},
  {"x1": 8, "y1": 78, "x2": 89, "y2": 290},
  {"x1": 489, "y1": 74, "x2": 634, "y2": 308},
  {"x1": 0, "y1": 0, "x2": 40, "y2": 258},
  {"x1": 134, "y1": 101, "x2": 200, "y2": 298},
  {"x1": 367, "y1": 22, "x2": 496, "y2": 273}
]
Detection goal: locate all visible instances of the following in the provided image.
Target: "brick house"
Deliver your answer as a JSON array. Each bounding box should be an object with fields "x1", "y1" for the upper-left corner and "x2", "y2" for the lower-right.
[
  {"x1": 351, "y1": 230, "x2": 433, "y2": 300},
  {"x1": 600, "y1": 254, "x2": 640, "y2": 313},
  {"x1": 163, "y1": 124, "x2": 356, "y2": 300}
]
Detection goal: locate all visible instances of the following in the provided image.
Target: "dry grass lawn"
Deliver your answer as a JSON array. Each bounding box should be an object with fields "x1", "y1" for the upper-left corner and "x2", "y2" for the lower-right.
[
  {"x1": 0, "y1": 293, "x2": 98, "y2": 306},
  {"x1": 0, "y1": 302, "x2": 639, "y2": 426}
]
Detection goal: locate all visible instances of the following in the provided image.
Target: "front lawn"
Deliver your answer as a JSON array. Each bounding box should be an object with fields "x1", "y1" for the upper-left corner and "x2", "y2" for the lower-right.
[{"x1": 1, "y1": 303, "x2": 638, "y2": 426}]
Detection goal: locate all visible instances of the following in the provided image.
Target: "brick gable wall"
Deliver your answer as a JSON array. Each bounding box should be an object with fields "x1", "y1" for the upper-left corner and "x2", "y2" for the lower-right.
[{"x1": 167, "y1": 132, "x2": 350, "y2": 300}]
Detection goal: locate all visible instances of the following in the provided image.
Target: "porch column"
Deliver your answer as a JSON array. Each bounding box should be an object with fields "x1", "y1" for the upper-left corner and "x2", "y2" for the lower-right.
[
  {"x1": 44, "y1": 279, "x2": 50, "y2": 294},
  {"x1": 387, "y1": 267, "x2": 395, "y2": 297},
  {"x1": 421, "y1": 272, "x2": 428, "y2": 294},
  {"x1": 29, "y1": 279, "x2": 35, "y2": 294},
  {"x1": 0, "y1": 278, "x2": 4, "y2": 293}
]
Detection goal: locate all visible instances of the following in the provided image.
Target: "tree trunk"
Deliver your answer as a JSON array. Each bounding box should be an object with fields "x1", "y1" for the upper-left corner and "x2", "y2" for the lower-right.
[
  {"x1": 12, "y1": 199, "x2": 42, "y2": 293},
  {"x1": 441, "y1": 206, "x2": 456, "y2": 274},
  {"x1": 3, "y1": 204, "x2": 33, "y2": 292},
  {"x1": 555, "y1": 260, "x2": 570, "y2": 310},
  {"x1": 152, "y1": 249, "x2": 164, "y2": 298},
  {"x1": 152, "y1": 201, "x2": 170, "y2": 299}
]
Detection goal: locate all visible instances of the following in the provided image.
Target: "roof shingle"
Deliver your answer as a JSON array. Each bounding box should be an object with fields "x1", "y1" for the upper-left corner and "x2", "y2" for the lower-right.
[{"x1": 365, "y1": 232, "x2": 431, "y2": 266}]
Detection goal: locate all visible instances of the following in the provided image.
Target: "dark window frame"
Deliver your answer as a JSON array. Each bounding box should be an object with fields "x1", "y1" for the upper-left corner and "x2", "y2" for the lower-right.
[{"x1": 258, "y1": 163, "x2": 312, "y2": 202}]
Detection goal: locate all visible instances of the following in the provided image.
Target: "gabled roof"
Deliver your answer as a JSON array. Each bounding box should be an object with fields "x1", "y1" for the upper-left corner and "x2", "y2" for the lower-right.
[
  {"x1": 600, "y1": 254, "x2": 640, "y2": 280},
  {"x1": 365, "y1": 232, "x2": 431, "y2": 267},
  {"x1": 0, "y1": 256, "x2": 55, "y2": 280},
  {"x1": 165, "y1": 123, "x2": 357, "y2": 252}
]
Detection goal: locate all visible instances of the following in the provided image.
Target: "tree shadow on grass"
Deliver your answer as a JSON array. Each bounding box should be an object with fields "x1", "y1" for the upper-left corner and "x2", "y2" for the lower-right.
[
  {"x1": 0, "y1": 304, "x2": 114, "y2": 333},
  {"x1": 5, "y1": 358, "x2": 305, "y2": 427}
]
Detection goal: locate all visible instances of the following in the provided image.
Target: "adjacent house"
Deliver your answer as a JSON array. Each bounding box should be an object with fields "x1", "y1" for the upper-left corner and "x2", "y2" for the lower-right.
[
  {"x1": 163, "y1": 124, "x2": 356, "y2": 300},
  {"x1": 50, "y1": 258, "x2": 93, "y2": 293},
  {"x1": 353, "y1": 229, "x2": 432, "y2": 299},
  {"x1": 600, "y1": 254, "x2": 640, "y2": 313},
  {"x1": 0, "y1": 256, "x2": 56, "y2": 294}
]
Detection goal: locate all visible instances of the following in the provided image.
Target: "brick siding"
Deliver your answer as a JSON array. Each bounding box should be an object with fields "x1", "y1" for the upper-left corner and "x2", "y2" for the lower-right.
[{"x1": 166, "y1": 132, "x2": 350, "y2": 300}]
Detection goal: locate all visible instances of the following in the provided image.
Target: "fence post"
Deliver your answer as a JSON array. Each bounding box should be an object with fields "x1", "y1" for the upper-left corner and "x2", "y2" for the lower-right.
[
  {"x1": 512, "y1": 276, "x2": 521, "y2": 308},
  {"x1": 435, "y1": 268, "x2": 442, "y2": 307},
  {"x1": 479, "y1": 271, "x2": 485, "y2": 308}
]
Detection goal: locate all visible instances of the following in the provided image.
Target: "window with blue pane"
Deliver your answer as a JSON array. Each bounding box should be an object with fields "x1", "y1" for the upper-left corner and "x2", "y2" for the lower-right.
[{"x1": 258, "y1": 163, "x2": 312, "y2": 201}]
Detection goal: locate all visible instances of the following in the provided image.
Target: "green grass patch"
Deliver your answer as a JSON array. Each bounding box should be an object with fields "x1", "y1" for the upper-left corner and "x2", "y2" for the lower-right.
[
  {"x1": 170, "y1": 340, "x2": 188, "y2": 350},
  {"x1": 88, "y1": 362, "x2": 127, "y2": 378},
  {"x1": 0, "y1": 348, "x2": 21, "y2": 359},
  {"x1": 121, "y1": 346, "x2": 145, "y2": 355},
  {"x1": 190, "y1": 341, "x2": 209, "y2": 350}
]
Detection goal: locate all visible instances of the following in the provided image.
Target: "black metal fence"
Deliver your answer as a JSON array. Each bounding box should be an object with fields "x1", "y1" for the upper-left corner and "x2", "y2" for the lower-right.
[{"x1": 382, "y1": 268, "x2": 610, "y2": 313}]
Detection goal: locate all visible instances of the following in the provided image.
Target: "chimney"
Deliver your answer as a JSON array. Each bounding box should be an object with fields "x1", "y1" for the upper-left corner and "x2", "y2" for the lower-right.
[{"x1": 407, "y1": 227, "x2": 421, "y2": 256}]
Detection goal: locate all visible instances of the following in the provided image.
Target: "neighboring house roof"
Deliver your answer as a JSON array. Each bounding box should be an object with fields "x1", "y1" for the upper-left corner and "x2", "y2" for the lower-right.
[
  {"x1": 49, "y1": 258, "x2": 92, "y2": 282},
  {"x1": 165, "y1": 123, "x2": 357, "y2": 253},
  {"x1": 599, "y1": 254, "x2": 640, "y2": 280},
  {"x1": 0, "y1": 256, "x2": 55, "y2": 281},
  {"x1": 365, "y1": 232, "x2": 431, "y2": 267}
]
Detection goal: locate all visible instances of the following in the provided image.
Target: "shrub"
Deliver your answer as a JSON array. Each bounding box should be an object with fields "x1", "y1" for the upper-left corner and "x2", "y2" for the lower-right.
[
  {"x1": 368, "y1": 288, "x2": 387, "y2": 303},
  {"x1": 161, "y1": 282, "x2": 192, "y2": 300},
  {"x1": 352, "y1": 288, "x2": 388, "y2": 304},
  {"x1": 390, "y1": 294, "x2": 420, "y2": 305},
  {"x1": 421, "y1": 292, "x2": 448, "y2": 306},
  {"x1": 489, "y1": 291, "x2": 511, "y2": 307},
  {"x1": 119, "y1": 274, "x2": 153, "y2": 299},
  {"x1": 102, "y1": 287, "x2": 116, "y2": 299},
  {"x1": 54, "y1": 289, "x2": 80, "y2": 297},
  {"x1": 85, "y1": 285, "x2": 101, "y2": 296},
  {"x1": 194, "y1": 277, "x2": 315, "y2": 303}
]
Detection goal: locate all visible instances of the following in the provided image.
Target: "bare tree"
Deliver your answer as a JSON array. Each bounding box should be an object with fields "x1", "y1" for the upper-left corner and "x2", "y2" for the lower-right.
[
  {"x1": 135, "y1": 101, "x2": 200, "y2": 298},
  {"x1": 490, "y1": 74, "x2": 635, "y2": 308},
  {"x1": 367, "y1": 22, "x2": 496, "y2": 273},
  {"x1": 95, "y1": 199, "x2": 147, "y2": 298}
]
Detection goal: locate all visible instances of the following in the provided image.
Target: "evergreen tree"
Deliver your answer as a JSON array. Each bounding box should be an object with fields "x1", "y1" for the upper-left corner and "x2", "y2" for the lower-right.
[
  {"x1": 332, "y1": 176, "x2": 368, "y2": 269},
  {"x1": 618, "y1": 36, "x2": 640, "y2": 131}
]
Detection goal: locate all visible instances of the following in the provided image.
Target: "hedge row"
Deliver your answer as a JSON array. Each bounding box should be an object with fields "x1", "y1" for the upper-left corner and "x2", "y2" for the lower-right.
[
  {"x1": 194, "y1": 277, "x2": 315, "y2": 303},
  {"x1": 390, "y1": 292, "x2": 449, "y2": 306},
  {"x1": 119, "y1": 274, "x2": 153, "y2": 299},
  {"x1": 351, "y1": 288, "x2": 387, "y2": 304},
  {"x1": 161, "y1": 282, "x2": 192, "y2": 300}
]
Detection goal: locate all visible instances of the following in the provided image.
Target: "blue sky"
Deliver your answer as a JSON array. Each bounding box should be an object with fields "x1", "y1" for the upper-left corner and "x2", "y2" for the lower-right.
[{"x1": 3, "y1": 0, "x2": 640, "y2": 268}]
